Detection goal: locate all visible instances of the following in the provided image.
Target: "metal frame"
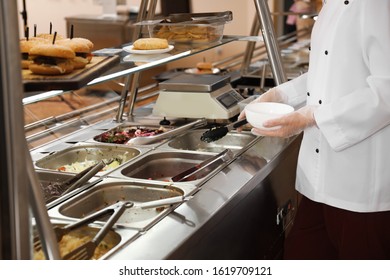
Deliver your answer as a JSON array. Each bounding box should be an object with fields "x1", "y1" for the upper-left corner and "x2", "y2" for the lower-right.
[
  {"x1": 0, "y1": 0, "x2": 290, "y2": 259},
  {"x1": 117, "y1": 0, "x2": 287, "y2": 122},
  {"x1": 0, "y1": 0, "x2": 31, "y2": 260},
  {"x1": 246, "y1": 0, "x2": 287, "y2": 85},
  {"x1": 115, "y1": 0, "x2": 158, "y2": 122},
  {"x1": 0, "y1": 1, "x2": 61, "y2": 260}
]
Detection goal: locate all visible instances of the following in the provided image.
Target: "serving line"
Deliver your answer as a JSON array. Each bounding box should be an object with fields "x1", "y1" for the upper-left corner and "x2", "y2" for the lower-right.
[
  {"x1": 107, "y1": 135, "x2": 301, "y2": 259},
  {"x1": 31, "y1": 128, "x2": 300, "y2": 259}
]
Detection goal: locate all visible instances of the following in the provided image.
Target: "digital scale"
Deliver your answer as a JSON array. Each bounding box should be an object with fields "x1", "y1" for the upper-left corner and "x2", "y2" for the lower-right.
[{"x1": 153, "y1": 73, "x2": 244, "y2": 119}]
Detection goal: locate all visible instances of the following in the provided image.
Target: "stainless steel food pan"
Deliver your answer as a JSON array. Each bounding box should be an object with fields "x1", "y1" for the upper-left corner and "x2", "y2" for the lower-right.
[
  {"x1": 91, "y1": 119, "x2": 206, "y2": 146},
  {"x1": 112, "y1": 150, "x2": 228, "y2": 184},
  {"x1": 48, "y1": 178, "x2": 196, "y2": 230},
  {"x1": 164, "y1": 130, "x2": 257, "y2": 154},
  {"x1": 34, "y1": 143, "x2": 144, "y2": 176},
  {"x1": 37, "y1": 170, "x2": 79, "y2": 204},
  {"x1": 32, "y1": 221, "x2": 139, "y2": 260},
  {"x1": 36, "y1": 169, "x2": 104, "y2": 209}
]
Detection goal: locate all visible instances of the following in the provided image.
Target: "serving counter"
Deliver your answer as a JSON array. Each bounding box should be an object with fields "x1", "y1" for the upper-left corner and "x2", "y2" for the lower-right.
[
  {"x1": 107, "y1": 125, "x2": 302, "y2": 260},
  {"x1": 29, "y1": 102, "x2": 302, "y2": 259},
  {"x1": 26, "y1": 23, "x2": 307, "y2": 262},
  {"x1": 0, "y1": 1, "x2": 313, "y2": 260}
]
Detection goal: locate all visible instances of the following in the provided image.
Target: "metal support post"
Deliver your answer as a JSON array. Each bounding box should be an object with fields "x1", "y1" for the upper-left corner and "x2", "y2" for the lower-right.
[
  {"x1": 253, "y1": 0, "x2": 287, "y2": 85},
  {"x1": 115, "y1": 74, "x2": 131, "y2": 122},
  {"x1": 0, "y1": 0, "x2": 60, "y2": 259},
  {"x1": 125, "y1": 72, "x2": 140, "y2": 117},
  {"x1": 240, "y1": 16, "x2": 261, "y2": 76},
  {"x1": 115, "y1": 0, "x2": 158, "y2": 121}
]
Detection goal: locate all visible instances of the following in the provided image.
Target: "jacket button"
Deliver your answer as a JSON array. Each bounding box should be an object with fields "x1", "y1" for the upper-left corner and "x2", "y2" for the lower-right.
[
  {"x1": 307, "y1": 92, "x2": 310, "y2": 96},
  {"x1": 344, "y1": 0, "x2": 349, "y2": 4},
  {"x1": 315, "y1": 148, "x2": 319, "y2": 153},
  {"x1": 319, "y1": 100, "x2": 322, "y2": 104},
  {"x1": 325, "y1": 50, "x2": 328, "y2": 55}
]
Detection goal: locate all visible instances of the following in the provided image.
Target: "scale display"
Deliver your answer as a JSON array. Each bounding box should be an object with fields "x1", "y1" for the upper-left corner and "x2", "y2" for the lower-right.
[{"x1": 217, "y1": 90, "x2": 242, "y2": 109}]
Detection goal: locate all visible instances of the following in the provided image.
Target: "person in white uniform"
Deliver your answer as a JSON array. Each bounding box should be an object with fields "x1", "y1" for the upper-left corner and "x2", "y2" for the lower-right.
[{"x1": 240, "y1": 0, "x2": 390, "y2": 259}]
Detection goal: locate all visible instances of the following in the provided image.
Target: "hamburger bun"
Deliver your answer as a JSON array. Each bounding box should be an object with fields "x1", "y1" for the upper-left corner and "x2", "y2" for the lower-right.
[
  {"x1": 36, "y1": 33, "x2": 64, "y2": 41},
  {"x1": 73, "y1": 38, "x2": 94, "y2": 63},
  {"x1": 30, "y1": 44, "x2": 75, "y2": 58},
  {"x1": 19, "y1": 40, "x2": 34, "y2": 69},
  {"x1": 56, "y1": 38, "x2": 92, "y2": 69},
  {"x1": 29, "y1": 44, "x2": 75, "y2": 75},
  {"x1": 196, "y1": 62, "x2": 213, "y2": 70},
  {"x1": 56, "y1": 39, "x2": 90, "y2": 53},
  {"x1": 21, "y1": 59, "x2": 33, "y2": 69},
  {"x1": 70, "y1": 37, "x2": 94, "y2": 51},
  {"x1": 20, "y1": 39, "x2": 49, "y2": 69},
  {"x1": 133, "y1": 38, "x2": 169, "y2": 50},
  {"x1": 29, "y1": 60, "x2": 74, "y2": 75}
]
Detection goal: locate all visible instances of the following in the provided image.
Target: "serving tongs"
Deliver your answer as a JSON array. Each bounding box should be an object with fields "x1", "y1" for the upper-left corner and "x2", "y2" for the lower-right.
[
  {"x1": 61, "y1": 160, "x2": 106, "y2": 196},
  {"x1": 62, "y1": 197, "x2": 193, "y2": 260},
  {"x1": 35, "y1": 195, "x2": 192, "y2": 259},
  {"x1": 34, "y1": 201, "x2": 131, "y2": 255},
  {"x1": 126, "y1": 118, "x2": 207, "y2": 145},
  {"x1": 137, "y1": 195, "x2": 193, "y2": 209},
  {"x1": 66, "y1": 201, "x2": 132, "y2": 260},
  {"x1": 44, "y1": 161, "x2": 105, "y2": 206},
  {"x1": 200, "y1": 118, "x2": 248, "y2": 143},
  {"x1": 171, "y1": 149, "x2": 233, "y2": 182}
]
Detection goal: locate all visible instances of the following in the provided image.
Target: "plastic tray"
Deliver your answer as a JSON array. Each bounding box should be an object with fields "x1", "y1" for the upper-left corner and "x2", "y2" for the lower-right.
[{"x1": 136, "y1": 11, "x2": 232, "y2": 44}]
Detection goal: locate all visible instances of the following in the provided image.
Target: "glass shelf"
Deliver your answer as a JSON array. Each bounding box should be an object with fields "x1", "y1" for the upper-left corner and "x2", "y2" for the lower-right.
[
  {"x1": 88, "y1": 37, "x2": 237, "y2": 85},
  {"x1": 22, "y1": 36, "x2": 238, "y2": 105}
]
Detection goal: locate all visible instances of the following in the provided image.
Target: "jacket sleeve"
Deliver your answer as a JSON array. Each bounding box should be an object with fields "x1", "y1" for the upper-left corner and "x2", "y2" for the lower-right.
[
  {"x1": 276, "y1": 72, "x2": 308, "y2": 108},
  {"x1": 315, "y1": 1, "x2": 390, "y2": 152}
]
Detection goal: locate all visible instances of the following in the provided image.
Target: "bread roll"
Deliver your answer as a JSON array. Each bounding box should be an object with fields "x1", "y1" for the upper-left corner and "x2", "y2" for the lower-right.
[{"x1": 133, "y1": 38, "x2": 169, "y2": 50}]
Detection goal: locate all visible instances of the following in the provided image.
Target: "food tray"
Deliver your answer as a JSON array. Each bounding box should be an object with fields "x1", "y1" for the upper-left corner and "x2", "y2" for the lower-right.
[
  {"x1": 23, "y1": 55, "x2": 120, "y2": 92},
  {"x1": 37, "y1": 170, "x2": 80, "y2": 204},
  {"x1": 47, "y1": 178, "x2": 197, "y2": 230},
  {"x1": 93, "y1": 124, "x2": 172, "y2": 145},
  {"x1": 93, "y1": 119, "x2": 206, "y2": 146},
  {"x1": 34, "y1": 143, "x2": 143, "y2": 175},
  {"x1": 109, "y1": 149, "x2": 228, "y2": 186},
  {"x1": 136, "y1": 11, "x2": 232, "y2": 44},
  {"x1": 33, "y1": 223, "x2": 121, "y2": 260},
  {"x1": 165, "y1": 129, "x2": 257, "y2": 154}
]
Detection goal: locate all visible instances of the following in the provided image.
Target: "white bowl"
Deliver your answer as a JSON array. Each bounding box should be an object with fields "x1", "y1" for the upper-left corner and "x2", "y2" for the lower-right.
[{"x1": 245, "y1": 102, "x2": 294, "y2": 130}]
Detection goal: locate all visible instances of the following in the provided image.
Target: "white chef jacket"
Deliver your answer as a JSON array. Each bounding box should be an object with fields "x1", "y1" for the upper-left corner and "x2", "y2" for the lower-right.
[{"x1": 276, "y1": 0, "x2": 390, "y2": 212}]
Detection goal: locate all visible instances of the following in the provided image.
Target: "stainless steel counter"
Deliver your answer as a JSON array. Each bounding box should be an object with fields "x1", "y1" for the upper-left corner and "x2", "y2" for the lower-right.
[
  {"x1": 30, "y1": 104, "x2": 302, "y2": 260},
  {"x1": 107, "y1": 134, "x2": 301, "y2": 259}
]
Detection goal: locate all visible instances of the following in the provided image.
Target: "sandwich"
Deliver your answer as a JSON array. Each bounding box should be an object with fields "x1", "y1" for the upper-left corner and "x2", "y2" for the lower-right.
[
  {"x1": 20, "y1": 37, "x2": 50, "y2": 69},
  {"x1": 195, "y1": 61, "x2": 214, "y2": 74},
  {"x1": 28, "y1": 43, "x2": 75, "y2": 75},
  {"x1": 56, "y1": 38, "x2": 94, "y2": 69},
  {"x1": 20, "y1": 39, "x2": 44, "y2": 69},
  {"x1": 196, "y1": 61, "x2": 213, "y2": 71}
]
